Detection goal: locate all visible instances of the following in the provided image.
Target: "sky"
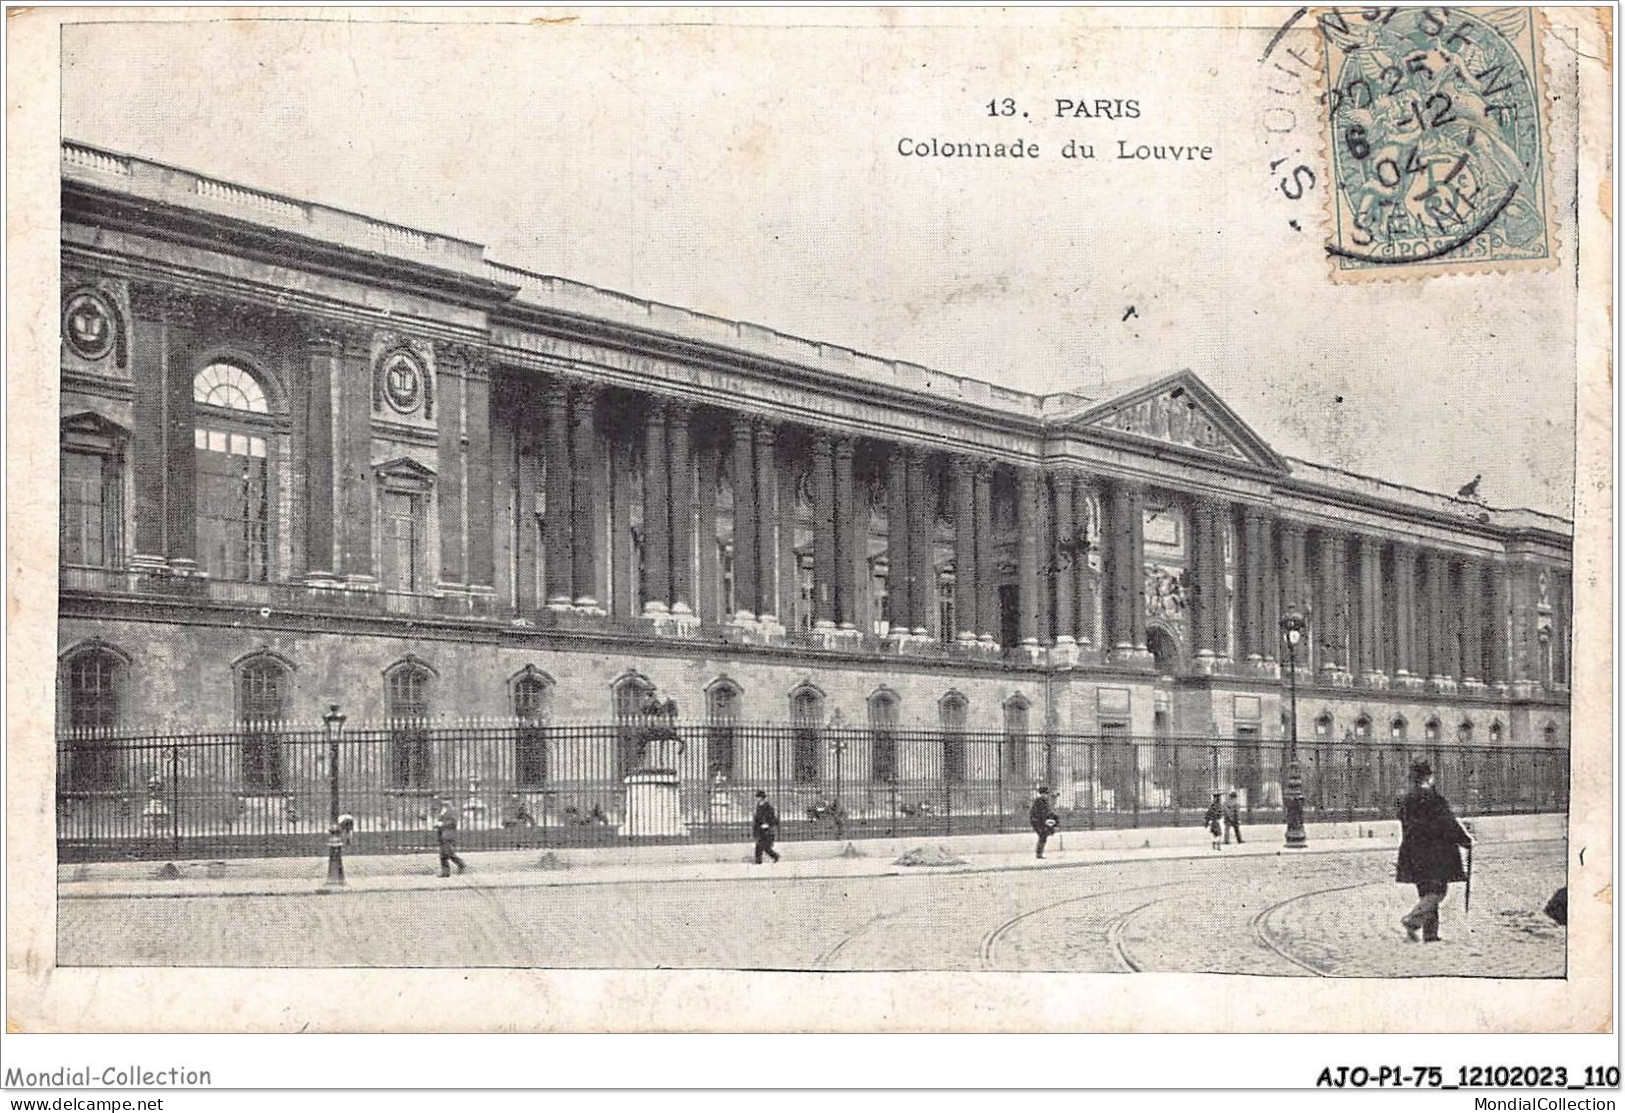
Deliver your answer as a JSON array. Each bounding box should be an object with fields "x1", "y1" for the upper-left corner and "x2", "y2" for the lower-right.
[{"x1": 61, "y1": 12, "x2": 1579, "y2": 515}]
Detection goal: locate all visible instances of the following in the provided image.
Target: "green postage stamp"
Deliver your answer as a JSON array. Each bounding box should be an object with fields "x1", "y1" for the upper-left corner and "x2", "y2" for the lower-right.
[{"x1": 1319, "y1": 7, "x2": 1554, "y2": 280}]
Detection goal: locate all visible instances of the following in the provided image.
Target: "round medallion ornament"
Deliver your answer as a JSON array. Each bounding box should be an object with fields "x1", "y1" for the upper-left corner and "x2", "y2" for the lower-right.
[
  {"x1": 63, "y1": 291, "x2": 116, "y2": 360},
  {"x1": 382, "y1": 352, "x2": 424, "y2": 415}
]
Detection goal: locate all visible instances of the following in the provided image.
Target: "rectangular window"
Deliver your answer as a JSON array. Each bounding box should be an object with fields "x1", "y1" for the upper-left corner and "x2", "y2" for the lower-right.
[
  {"x1": 380, "y1": 491, "x2": 426, "y2": 593},
  {"x1": 61, "y1": 450, "x2": 112, "y2": 567},
  {"x1": 938, "y1": 576, "x2": 955, "y2": 646},
  {"x1": 196, "y1": 430, "x2": 269, "y2": 581}
]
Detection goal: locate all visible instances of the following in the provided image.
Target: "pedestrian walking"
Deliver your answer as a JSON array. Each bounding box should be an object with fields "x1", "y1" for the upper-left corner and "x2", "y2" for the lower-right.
[
  {"x1": 1396, "y1": 760, "x2": 1473, "y2": 942},
  {"x1": 1029, "y1": 785, "x2": 1059, "y2": 859},
  {"x1": 1222, "y1": 790, "x2": 1244, "y2": 845},
  {"x1": 752, "y1": 790, "x2": 781, "y2": 864},
  {"x1": 1203, "y1": 793, "x2": 1224, "y2": 850},
  {"x1": 434, "y1": 798, "x2": 467, "y2": 878}
]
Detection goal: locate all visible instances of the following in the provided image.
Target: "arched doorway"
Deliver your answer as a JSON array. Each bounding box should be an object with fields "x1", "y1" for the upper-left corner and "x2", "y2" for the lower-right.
[{"x1": 1146, "y1": 626, "x2": 1180, "y2": 674}]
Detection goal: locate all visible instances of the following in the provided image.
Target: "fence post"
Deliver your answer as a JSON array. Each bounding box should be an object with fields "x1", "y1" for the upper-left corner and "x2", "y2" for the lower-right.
[{"x1": 169, "y1": 739, "x2": 180, "y2": 858}]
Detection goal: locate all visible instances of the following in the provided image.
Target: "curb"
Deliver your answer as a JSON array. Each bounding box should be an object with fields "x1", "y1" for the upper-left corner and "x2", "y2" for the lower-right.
[{"x1": 56, "y1": 835, "x2": 1567, "y2": 902}]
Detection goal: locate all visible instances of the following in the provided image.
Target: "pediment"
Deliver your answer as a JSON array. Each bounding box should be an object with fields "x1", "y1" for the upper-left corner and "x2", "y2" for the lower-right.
[{"x1": 1063, "y1": 371, "x2": 1287, "y2": 472}]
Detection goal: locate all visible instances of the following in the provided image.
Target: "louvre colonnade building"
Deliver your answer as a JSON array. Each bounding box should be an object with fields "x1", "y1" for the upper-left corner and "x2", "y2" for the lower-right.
[{"x1": 57, "y1": 141, "x2": 1573, "y2": 767}]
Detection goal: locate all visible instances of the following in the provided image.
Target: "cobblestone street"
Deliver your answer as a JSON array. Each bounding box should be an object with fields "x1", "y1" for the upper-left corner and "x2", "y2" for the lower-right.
[{"x1": 58, "y1": 840, "x2": 1566, "y2": 975}]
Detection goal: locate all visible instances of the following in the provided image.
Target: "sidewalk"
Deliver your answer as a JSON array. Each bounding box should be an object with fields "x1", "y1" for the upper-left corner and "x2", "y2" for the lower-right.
[{"x1": 57, "y1": 812, "x2": 1565, "y2": 901}]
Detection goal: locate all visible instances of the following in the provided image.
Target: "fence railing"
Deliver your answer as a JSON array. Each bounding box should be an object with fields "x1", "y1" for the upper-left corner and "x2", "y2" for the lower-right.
[{"x1": 55, "y1": 720, "x2": 1570, "y2": 861}]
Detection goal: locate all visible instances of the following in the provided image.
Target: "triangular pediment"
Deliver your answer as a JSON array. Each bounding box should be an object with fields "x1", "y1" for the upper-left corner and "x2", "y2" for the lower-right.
[{"x1": 1061, "y1": 371, "x2": 1287, "y2": 472}]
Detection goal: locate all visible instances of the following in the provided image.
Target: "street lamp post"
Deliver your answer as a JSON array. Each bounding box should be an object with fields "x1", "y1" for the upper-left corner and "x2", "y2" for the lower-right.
[
  {"x1": 323, "y1": 703, "x2": 347, "y2": 886},
  {"x1": 1280, "y1": 611, "x2": 1308, "y2": 848}
]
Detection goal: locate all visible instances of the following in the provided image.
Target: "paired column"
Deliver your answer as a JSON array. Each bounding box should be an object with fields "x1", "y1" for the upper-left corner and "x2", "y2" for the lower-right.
[
  {"x1": 301, "y1": 333, "x2": 340, "y2": 583},
  {"x1": 1190, "y1": 500, "x2": 1218, "y2": 662},
  {"x1": 667, "y1": 403, "x2": 695, "y2": 616},
  {"x1": 1391, "y1": 542, "x2": 1418, "y2": 680},
  {"x1": 1071, "y1": 480, "x2": 1094, "y2": 648},
  {"x1": 542, "y1": 384, "x2": 573, "y2": 608},
  {"x1": 1105, "y1": 480, "x2": 1147, "y2": 659},
  {"x1": 1423, "y1": 550, "x2": 1451, "y2": 684},
  {"x1": 952, "y1": 457, "x2": 978, "y2": 644},
  {"x1": 1316, "y1": 529, "x2": 1348, "y2": 679}
]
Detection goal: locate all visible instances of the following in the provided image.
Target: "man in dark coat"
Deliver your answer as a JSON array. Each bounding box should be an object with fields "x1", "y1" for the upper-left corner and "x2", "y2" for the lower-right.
[
  {"x1": 752, "y1": 790, "x2": 781, "y2": 864},
  {"x1": 1029, "y1": 786, "x2": 1059, "y2": 859},
  {"x1": 434, "y1": 799, "x2": 467, "y2": 878},
  {"x1": 1396, "y1": 760, "x2": 1472, "y2": 942},
  {"x1": 1222, "y1": 790, "x2": 1244, "y2": 845}
]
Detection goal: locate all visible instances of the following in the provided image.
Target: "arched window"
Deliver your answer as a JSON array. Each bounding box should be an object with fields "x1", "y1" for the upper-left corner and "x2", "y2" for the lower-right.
[
  {"x1": 868, "y1": 689, "x2": 898, "y2": 782},
  {"x1": 513, "y1": 668, "x2": 553, "y2": 786},
  {"x1": 1457, "y1": 719, "x2": 1474, "y2": 745},
  {"x1": 1542, "y1": 721, "x2": 1558, "y2": 746},
  {"x1": 706, "y1": 679, "x2": 741, "y2": 780},
  {"x1": 386, "y1": 660, "x2": 434, "y2": 789},
  {"x1": 60, "y1": 646, "x2": 125, "y2": 790},
  {"x1": 1314, "y1": 713, "x2": 1334, "y2": 739},
  {"x1": 1390, "y1": 717, "x2": 1408, "y2": 741},
  {"x1": 940, "y1": 692, "x2": 968, "y2": 784},
  {"x1": 1424, "y1": 718, "x2": 1441, "y2": 742},
  {"x1": 612, "y1": 672, "x2": 657, "y2": 777},
  {"x1": 790, "y1": 685, "x2": 824, "y2": 783},
  {"x1": 238, "y1": 654, "x2": 290, "y2": 792},
  {"x1": 1003, "y1": 696, "x2": 1030, "y2": 777},
  {"x1": 1489, "y1": 720, "x2": 1504, "y2": 746},
  {"x1": 1353, "y1": 716, "x2": 1371, "y2": 741},
  {"x1": 194, "y1": 362, "x2": 273, "y2": 582}
]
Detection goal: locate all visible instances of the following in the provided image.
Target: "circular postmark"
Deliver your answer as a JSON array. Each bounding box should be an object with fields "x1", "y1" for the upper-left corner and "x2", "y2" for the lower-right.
[{"x1": 1319, "y1": 7, "x2": 1551, "y2": 273}]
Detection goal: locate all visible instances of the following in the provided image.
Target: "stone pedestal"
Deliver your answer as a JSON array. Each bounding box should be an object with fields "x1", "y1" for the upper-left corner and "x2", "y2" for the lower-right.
[{"x1": 620, "y1": 770, "x2": 688, "y2": 838}]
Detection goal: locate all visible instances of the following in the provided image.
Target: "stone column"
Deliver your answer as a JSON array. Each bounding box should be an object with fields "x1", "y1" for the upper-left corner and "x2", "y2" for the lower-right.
[
  {"x1": 729, "y1": 415, "x2": 757, "y2": 622},
  {"x1": 1461, "y1": 557, "x2": 1484, "y2": 685},
  {"x1": 952, "y1": 457, "x2": 977, "y2": 644},
  {"x1": 1128, "y1": 483, "x2": 1148, "y2": 656},
  {"x1": 301, "y1": 332, "x2": 339, "y2": 583},
  {"x1": 435, "y1": 352, "x2": 467, "y2": 589},
  {"x1": 833, "y1": 436, "x2": 858, "y2": 631},
  {"x1": 753, "y1": 420, "x2": 779, "y2": 626},
  {"x1": 161, "y1": 300, "x2": 197, "y2": 575},
  {"x1": 542, "y1": 383, "x2": 573, "y2": 608},
  {"x1": 1488, "y1": 561, "x2": 1511, "y2": 687},
  {"x1": 1105, "y1": 480, "x2": 1133, "y2": 655},
  {"x1": 1211, "y1": 504, "x2": 1232, "y2": 662},
  {"x1": 1016, "y1": 469, "x2": 1041, "y2": 648},
  {"x1": 1240, "y1": 507, "x2": 1264, "y2": 662},
  {"x1": 336, "y1": 331, "x2": 375, "y2": 586},
  {"x1": 610, "y1": 433, "x2": 637, "y2": 620},
  {"x1": 1072, "y1": 480, "x2": 1094, "y2": 647},
  {"x1": 1357, "y1": 535, "x2": 1385, "y2": 685},
  {"x1": 642, "y1": 402, "x2": 670, "y2": 616},
  {"x1": 1280, "y1": 520, "x2": 1309, "y2": 673},
  {"x1": 1259, "y1": 515, "x2": 1279, "y2": 666},
  {"x1": 1423, "y1": 550, "x2": 1450, "y2": 684},
  {"x1": 667, "y1": 402, "x2": 695, "y2": 618},
  {"x1": 1190, "y1": 500, "x2": 1216, "y2": 663},
  {"x1": 907, "y1": 448, "x2": 932, "y2": 637},
  {"x1": 465, "y1": 360, "x2": 494, "y2": 593},
  {"x1": 974, "y1": 464, "x2": 997, "y2": 647},
  {"x1": 1391, "y1": 543, "x2": 1416, "y2": 681},
  {"x1": 1317, "y1": 530, "x2": 1345, "y2": 679},
  {"x1": 126, "y1": 289, "x2": 170, "y2": 571},
  {"x1": 811, "y1": 432, "x2": 837, "y2": 631},
  {"x1": 696, "y1": 437, "x2": 720, "y2": 622},
  {"x1": 885, "y1": 447, "x2": 910, "y2": 637},
  {"x1": 1052, "y1": 471, "x2": 1077, "y2": 652},
  {"x1": 569, "y1": 384, "x2": 601, "y2": 610}
]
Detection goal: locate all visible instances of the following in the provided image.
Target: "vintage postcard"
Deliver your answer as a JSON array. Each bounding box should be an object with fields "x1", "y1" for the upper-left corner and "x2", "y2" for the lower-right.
[{"x1": 4, "y1": 6, "x2": 1613, "y2": 1047}]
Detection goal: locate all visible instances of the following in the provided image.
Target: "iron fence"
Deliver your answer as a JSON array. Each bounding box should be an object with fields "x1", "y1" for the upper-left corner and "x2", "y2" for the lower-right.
[{"x1": 55, "y1": 719, "x2": 1570, "y2": 861}]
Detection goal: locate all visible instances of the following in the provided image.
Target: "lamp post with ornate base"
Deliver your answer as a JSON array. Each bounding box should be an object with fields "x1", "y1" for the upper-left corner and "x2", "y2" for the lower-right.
[
  {"x1": 323, "y1": 703, "x2": 347, "y2": 886},
  {"x1": 1281, "y1": 611, "x2": 1308, "y2": 848}
]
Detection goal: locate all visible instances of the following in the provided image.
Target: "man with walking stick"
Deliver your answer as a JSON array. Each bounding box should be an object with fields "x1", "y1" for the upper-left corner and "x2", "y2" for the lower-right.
[{"x1": 1396, "y1": 760, "x2": 1473, "y2": 943}]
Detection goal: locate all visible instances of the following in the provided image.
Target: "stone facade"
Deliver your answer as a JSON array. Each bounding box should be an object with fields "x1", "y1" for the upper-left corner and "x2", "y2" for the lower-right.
[{"x1": 56, "y1": 141, "x2": 1572, "y2": 748}]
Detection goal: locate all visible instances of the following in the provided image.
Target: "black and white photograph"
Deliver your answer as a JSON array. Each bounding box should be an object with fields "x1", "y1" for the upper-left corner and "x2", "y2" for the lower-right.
[{"x1": 5, "y1": 4, "x2": 1614, "y2": 1064}]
